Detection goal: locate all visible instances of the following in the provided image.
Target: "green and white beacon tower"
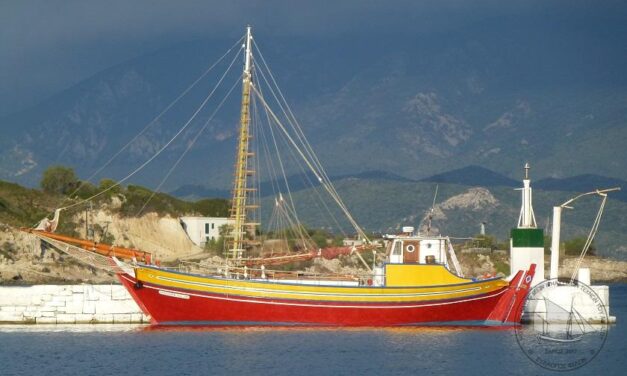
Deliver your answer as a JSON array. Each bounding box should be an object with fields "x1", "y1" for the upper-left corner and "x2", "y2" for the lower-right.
[{"x1": 510, "y1": 163, "x2": 544, "y2": 287}]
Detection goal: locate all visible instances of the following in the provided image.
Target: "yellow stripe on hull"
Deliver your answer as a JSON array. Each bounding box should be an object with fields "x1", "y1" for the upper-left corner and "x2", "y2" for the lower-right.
[{"x1": 135, "y1": 266, "x2": 508, "y2": 303}]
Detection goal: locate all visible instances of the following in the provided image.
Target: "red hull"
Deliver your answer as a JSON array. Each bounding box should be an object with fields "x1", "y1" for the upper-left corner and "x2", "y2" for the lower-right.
[{"x1": 118, "y1": 265, "x2": 535, "y2": 326}]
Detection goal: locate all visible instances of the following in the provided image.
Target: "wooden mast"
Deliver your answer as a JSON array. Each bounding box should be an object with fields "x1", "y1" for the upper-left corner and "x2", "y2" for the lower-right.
[{"x1": 228, "y1": 26, "x2": 256, "y2": 259}]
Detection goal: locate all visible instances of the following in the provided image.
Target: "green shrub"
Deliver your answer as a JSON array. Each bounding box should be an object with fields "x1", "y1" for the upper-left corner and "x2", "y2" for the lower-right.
[
  {"x1": 99, "y1": 178, "x2": 121, "y2": 195},
  {"x1": 74, "y1": 181, "x2": 98, "y2": 200},
  {"x1": 40, "y1": 165, "x2": 79, "y2": 195},
  {"x1": 564, "y1": 237, "x2": 596, "y2": 256},
  {"x1": 194, "y1": 199, "x2": 230, "y2": 217}
]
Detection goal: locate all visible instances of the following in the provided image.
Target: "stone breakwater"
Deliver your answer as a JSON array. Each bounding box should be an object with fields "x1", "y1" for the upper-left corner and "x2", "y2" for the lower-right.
[{"x1": 0, "y1": 284, "x2": 148, "y2": 324}]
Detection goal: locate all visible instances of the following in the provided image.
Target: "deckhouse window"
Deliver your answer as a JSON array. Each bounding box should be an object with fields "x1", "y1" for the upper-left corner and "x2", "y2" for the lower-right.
[{"x1": 392, "y1": 241, "x2": 402, "y2": 255}]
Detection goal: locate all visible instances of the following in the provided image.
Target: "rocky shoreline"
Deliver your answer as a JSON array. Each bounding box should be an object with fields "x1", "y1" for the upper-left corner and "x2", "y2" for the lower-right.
[{"x1": 2, "y1": 220, "x2": 626, "y2": 284}]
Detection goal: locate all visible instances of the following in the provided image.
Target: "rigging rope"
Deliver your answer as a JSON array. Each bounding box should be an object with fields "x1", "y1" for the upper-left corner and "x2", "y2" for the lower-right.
[
  {"x1": 570, "y1": 193, "x2": 608, "y2": 283},
  {"x1": 252, "y1": 92, "x2": 316, "y2": 250},
  {"x1": 255, "y1": 85, "x2": 347, "y2": 236},
  {"x1": 253, "y1": 42, "x2": 342, "y2": 204},
  {"x1": 250, "y1": 84, "x2": 369, "y2": 242},
  {"x1": 57, "y1": 36, "x2": 245, "y2": 210},
  {"x1": 252, "y1": 69, "x2": 305, "y2": 233},
  {"x1": 253, "y1": 43, "x2": 356, "y2": 237},
  {"x1": 56, "y1": 46, "x2": 244, "y2": 212},
  {"x1": 136, "y1": 74, "x2": 243, "y2": 216}
]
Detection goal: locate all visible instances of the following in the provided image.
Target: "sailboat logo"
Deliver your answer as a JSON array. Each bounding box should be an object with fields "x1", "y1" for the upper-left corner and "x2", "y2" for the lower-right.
[
  {"x1": 537, "y1": 297, "x2": 596, "y2": 343},
  {"x1": 515, "y1": 279, "x2": 608, "y2": 371}
]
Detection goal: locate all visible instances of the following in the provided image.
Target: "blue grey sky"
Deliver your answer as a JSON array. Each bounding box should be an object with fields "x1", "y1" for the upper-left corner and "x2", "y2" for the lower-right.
[{"x1": 1, "y1": 0, "x2": 625, "y2": 116}]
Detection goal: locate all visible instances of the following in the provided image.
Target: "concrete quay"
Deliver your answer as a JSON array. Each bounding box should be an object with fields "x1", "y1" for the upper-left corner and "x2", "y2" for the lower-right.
[{"x1": 0, "y1": 284, "x2": 149, "y2": 324}]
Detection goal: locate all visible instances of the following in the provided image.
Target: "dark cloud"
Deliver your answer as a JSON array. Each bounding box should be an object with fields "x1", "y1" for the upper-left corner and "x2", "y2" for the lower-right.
[{"x1": 1, "y1": 0, "x2": 625, "y2": 115}]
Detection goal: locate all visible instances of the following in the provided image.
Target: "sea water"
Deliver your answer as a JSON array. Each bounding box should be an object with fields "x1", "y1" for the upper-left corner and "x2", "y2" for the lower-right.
[{"x1": 1, "y1": 284, "x2": 625, "y2": 376}]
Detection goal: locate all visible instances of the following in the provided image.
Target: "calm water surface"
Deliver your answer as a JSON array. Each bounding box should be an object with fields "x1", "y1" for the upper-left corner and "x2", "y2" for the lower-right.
[{"x1": 1, "y1": 284, "x2": 625, "y2": 376}]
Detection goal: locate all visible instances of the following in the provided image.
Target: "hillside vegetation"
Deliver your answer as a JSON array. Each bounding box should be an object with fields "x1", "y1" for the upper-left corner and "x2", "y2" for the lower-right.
[
  {"x1": 2, "y1": 167, "x2": 626, "y2": 284},
  {"x1": 0, "y1": 168, "x2": 231, "y2": 284},
  {"x1": 0, "y1": 173, "x2": 229, "y2": 233},
  {"x1": 273, "y1": 179, "x2": 627, "y2": 260}
]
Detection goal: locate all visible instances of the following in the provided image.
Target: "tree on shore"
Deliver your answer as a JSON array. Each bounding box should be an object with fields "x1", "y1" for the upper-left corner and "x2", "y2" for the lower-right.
[
  {"x1": 40, "y1": 165, "x2": 79, "y2": 195},
  {"x1": 564, "y1": 236, "x2": 596, "y2": 256}
]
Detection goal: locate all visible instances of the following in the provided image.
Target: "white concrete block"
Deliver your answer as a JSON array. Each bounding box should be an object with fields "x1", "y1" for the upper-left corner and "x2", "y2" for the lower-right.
[
  {"x1": 84, "y1": 288, "x2": 101, "y2": 301},
  {"x1": 113, "y1": 314, "x2": 132, "y2": 323},
  {"x1": 74, "y1": 313, "x2": 96, "y2": 323},
  {"x1": 82, "y1": 301, "x2": 96, "y2": 314},
  {"x1": 40, "y1": 294, "x2": 53, "y2": 302},
  {"x1": 13, "y1": 306, "x2": 26, "y2": 313},
  {"x1": 129, "y1": 313, "x2": 145, "y2": 323},
  {"x1": 30, "y1": 296, "x2": 43, "y2": 305},
  {"x1": 56, "y1": 314, "x2": 76, "y2": 324},
  {"x1": 57, "y1": 288, "x2": 73, "y2": 296},
  {"x1": 40, "y1": 311, "x2": 55, "y2": 317},
  {"x1": 46, "y1": 300, "x2": 66, "y2": 307},
  {"x1": 0, "y1": 312, "x2": 24, "y2": 322},
  {"x1": 0, "y1": 288, "x2": 33, "y2": 306},
  {"x1": 38, "y1": 305, "x2": 58, "y2": 313},
  {"x1": 111, "y1": 286, "x2": 130, "y2": 300},
  {"x1": 64, "y1": 301, "x2": 84, "y2": 314},
  {"x1": 72, "y1": 285, "x2": 86, "y2": 293},
  {"x1": 89, "y1": 285, "x2": 112, "y2": 296},
  {"x1": 92, "y1": 314, "x2": 114, "y2": 323},
  {"x1": 95, "y1": 300, "x2": 138, "y2": 314},
  {"x1": 592, "y1": 285, "x2": 610, "y2": 306},
  {"x1": 23, "y1": 311, "x2": 42, "y2": 319},
  {"x1": 28, "y1": 285, "x2": 47, "y2": 294},
  {"x1": 36, "y1": 317, "x2": 57, "y2": 324},
  {"x1": 42, "y1": 285, "x2": 60, "y2": 293},
  {"x1": 51, "y1": 294, "x2": 70, "y2": 303}
]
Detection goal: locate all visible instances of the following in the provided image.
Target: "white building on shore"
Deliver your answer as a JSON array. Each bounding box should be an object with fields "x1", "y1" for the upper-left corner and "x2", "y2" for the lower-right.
[{"x1": 179, "y1": 216, "x2": 233, "y2": 247}]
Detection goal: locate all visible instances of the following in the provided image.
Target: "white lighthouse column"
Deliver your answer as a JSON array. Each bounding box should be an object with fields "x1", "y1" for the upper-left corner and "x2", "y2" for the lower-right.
[
  {"x1": 509, "y1": 163, "x2": 545, "y2": 287},
  {"x1": 550, "y1": 206, "x2": 561, "y2": 280}
]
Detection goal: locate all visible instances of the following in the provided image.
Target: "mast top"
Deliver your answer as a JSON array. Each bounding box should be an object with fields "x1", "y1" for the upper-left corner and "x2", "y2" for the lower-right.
[
  {"x1": 244, "y1": 26, "x2": 252, "y2": 76},
  {"x1": 524, "y1": 162, "x2": 530, "y2": 180}
]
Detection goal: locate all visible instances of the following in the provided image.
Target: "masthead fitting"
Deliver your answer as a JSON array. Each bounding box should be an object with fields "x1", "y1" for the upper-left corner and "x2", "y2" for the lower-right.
[{"x1": 524, "y1": 162, "x2": 530, "y2": 180}]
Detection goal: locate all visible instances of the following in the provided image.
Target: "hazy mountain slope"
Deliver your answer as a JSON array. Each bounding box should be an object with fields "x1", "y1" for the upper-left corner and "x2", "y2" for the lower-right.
[
  {"x1": 1, "y1": 17, "x2": 626, "y2": 190},
  {"x1": 421, "y1": 165, "x2": 519, "y2": 187},
  {"x1": 271, "y1": 178, "x2": 627, "y2": 260}
]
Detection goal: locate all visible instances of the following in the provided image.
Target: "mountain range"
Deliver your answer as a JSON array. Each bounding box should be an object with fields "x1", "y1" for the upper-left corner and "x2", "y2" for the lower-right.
[
  {"x1": 1, "y1": 16, "x2": 626, "y2": 192},
  {"x1": 268, "y1": 175, "x2": 627, "y2": 261},
  {"x1": 172, "y1": 165, "x2": 626, "y2": 203},
  {"x1": 167, "y1": 165, "x2": 627, "y2": 259}
]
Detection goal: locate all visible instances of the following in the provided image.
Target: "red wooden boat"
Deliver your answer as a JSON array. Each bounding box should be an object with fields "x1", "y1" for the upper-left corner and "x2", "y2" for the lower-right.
[{"x1": 114, "y1": 260, "x2": 535, "y2": 326}]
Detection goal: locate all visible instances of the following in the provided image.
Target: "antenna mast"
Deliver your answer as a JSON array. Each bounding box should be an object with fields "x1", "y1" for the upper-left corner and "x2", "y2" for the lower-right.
[{"x1": 517, "y1": 162, "x2": 537, "y2": 228}]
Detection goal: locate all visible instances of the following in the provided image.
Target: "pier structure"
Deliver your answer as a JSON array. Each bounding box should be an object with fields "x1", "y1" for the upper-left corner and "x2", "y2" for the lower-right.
[
  {"x1": 0, "y1": 284, "x2": 147, "y2": 324},
  {"x1": 511, "y1": 164, "x2": 617, "y2": 323}
]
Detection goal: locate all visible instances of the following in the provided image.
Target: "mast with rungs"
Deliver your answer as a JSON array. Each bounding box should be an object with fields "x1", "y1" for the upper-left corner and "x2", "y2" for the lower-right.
[{"x1": 228, "y1": 26, "x2": 257, "y2": 259}]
